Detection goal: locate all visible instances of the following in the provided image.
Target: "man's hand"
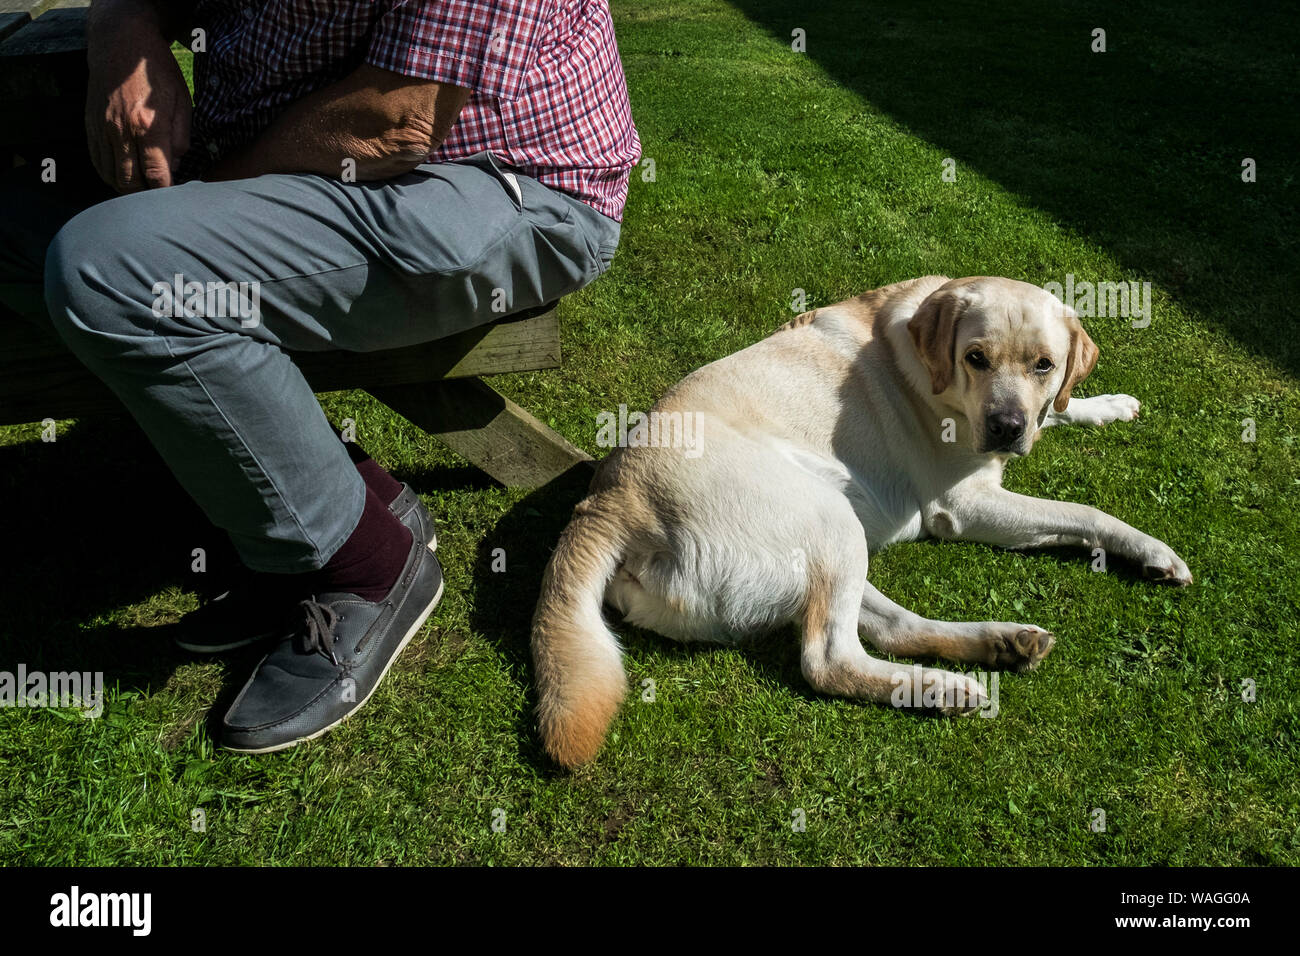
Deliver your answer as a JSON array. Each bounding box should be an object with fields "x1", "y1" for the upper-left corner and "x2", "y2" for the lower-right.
[
  {"x1": 205, "y1": 64, "x2": 470, "y2": 183},
  {"x1": 85, "y1": 0, "x2": 192, "y2": 192}
]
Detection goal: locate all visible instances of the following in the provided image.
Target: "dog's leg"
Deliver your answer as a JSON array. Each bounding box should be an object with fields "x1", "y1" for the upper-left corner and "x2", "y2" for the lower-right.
[
  {"x1": 798, "y1": 545, "x2": 986, "y2": 715},
  {"x1": 939, "y1": 485, "x2": 1192, "y2": 585},
  {"x1": 857, "y1": 581, "x2": 1054, "y2": 670},
  {"x1": 1040, "y1": 394, "x2": 1140, "y2": 428}
]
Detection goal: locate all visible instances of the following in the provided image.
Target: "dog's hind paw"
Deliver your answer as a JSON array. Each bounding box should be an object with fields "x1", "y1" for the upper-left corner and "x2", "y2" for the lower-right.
[
  {"x1": 888, "y1": 667, "x2": 987, "y2": 715},
  {"x1": 935, "y1": 671, "x2": 987, "y2": 716}
]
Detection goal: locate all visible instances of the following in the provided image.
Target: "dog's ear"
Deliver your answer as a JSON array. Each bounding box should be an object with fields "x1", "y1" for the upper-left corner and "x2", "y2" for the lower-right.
[
  {"x1": 1053, "y1": 307, "x2": 1100, "y2": 412},
  {"x1": 907, "y1": 289, "x2": 967, "y2": 395}
]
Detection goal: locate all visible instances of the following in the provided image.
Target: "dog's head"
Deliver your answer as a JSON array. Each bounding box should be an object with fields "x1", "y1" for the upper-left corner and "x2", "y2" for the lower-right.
[{"x1": 907, "y1": 276, "x2": 1098, "y2": 456}]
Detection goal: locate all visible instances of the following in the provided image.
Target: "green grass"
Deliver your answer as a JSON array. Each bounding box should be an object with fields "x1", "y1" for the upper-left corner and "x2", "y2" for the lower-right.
[{"x1": 1, "y1": 0, "x2": 1296, "y2": 865}]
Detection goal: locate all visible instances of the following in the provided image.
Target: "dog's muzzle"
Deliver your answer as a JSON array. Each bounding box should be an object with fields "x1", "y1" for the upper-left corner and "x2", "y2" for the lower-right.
[{"x1": 982, "y1": 409, "x2": 1027, "y2": 454}]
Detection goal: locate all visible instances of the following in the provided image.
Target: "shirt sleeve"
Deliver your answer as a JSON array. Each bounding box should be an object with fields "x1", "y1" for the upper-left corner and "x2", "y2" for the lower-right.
[{"x1": 366, "y1": 0, "x2": 550, "y2": 102}]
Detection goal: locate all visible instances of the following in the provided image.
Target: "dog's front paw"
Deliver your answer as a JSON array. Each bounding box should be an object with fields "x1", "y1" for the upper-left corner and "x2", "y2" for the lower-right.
[
  {"x1": 987, "y1": 624, "x2": 1056, "y2": 671},
  {"x1": 1080, "y1": 393, "x2": 1140, "y2": 425},
  {"x1": 1104, "y1": 393, "x2": 1141, "y2": 422},
  {"x1": 1138, "y1": 540, "x2": 1193, "y2": 586}
]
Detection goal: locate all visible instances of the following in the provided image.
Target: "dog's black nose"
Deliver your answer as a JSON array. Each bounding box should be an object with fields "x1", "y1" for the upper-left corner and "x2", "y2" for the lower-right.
[{"x1": 987, "y1": 410, "x2": 1026, "y2": 444}]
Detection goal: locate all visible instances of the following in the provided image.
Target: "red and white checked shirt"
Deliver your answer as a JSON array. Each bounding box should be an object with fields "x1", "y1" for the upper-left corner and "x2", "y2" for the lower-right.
[{"x1": 182, "y1": 0, "x2": 641, "y2": 221}]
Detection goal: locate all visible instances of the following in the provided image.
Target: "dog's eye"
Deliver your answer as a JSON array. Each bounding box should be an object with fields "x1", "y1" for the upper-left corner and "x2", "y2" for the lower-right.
[
  {"x1": 965, "y1": 350, "x2": 989, "y2": 370},
  {"x1": 1034, "y1": 357, "x2": 1055, "y2": 373}
]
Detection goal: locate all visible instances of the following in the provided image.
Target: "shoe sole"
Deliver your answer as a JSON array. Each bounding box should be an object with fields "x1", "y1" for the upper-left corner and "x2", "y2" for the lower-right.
[
  {"x1": 175, "y1": 527, "x2": 436, "y2": 655},
  {"x1": 219, "y1": 571, "x2": 445, "y2": 754}
]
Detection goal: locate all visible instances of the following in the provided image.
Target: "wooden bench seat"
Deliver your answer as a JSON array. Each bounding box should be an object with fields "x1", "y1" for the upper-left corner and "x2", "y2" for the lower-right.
[{"x1": 0, "y1": 305, "x2": 593, "y2": 487}]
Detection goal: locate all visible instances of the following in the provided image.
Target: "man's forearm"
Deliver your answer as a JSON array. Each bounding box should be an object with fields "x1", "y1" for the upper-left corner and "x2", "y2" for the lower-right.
[{"x1": 206, "y1": 64, "x2": 470, "y2": 183}]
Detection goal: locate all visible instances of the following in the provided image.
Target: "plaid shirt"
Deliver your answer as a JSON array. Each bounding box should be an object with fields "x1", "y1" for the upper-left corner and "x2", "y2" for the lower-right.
[{"x1": 181, "y1": 1, "x2": 641, "y2": 221}]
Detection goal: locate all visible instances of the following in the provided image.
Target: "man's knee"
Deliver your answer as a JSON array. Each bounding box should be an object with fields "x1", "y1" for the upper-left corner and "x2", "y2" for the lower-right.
[{"x1": 44, "y1": 196, "x2": 166, "y2": 355}]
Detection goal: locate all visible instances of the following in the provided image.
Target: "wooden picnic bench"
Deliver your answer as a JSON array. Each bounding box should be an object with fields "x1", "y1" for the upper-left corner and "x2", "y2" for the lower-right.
[{"x1": 0, "y1": 0, "x2": 593, "y2": 487}]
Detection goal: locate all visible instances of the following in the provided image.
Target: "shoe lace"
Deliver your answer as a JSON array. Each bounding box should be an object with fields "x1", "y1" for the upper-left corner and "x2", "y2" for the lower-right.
[{"x1": 297, "y1": 598, "x2": 340, "y2": 665}]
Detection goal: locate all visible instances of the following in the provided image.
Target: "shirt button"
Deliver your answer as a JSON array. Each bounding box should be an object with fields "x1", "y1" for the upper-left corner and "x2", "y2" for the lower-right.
[{"x1": 207, "y1": 142, "x2": 220, "y2": 156}]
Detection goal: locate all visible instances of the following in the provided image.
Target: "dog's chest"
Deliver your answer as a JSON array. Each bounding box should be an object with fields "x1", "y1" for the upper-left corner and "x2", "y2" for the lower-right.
[
  {"x1": 844, "y1": 470, "x2": 926, "y2": 548},
  {"x1": 783, "y1": 445, "x2": 925, "y2": 547}
]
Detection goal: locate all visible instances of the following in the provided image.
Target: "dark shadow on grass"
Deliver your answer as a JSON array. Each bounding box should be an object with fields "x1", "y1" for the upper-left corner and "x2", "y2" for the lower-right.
[
  {"x1": 727, "y1": 0, "x2": 1298, "y2": 375},
  {"x1": 389, "y1": 462, "x2": 496, "y2": 494},
  {"x1": 465, "y1": 462, "x2": 591, "y2": 775},
  {"x1": 0, "y1": 419, "x2": 231, "y2": 695},
  {"x1": 0, "y1": 418, "x2": 516, "y2": 748},
  {"x1": 1013, "y1": 542, "x2": 1194, "y2": 588}
]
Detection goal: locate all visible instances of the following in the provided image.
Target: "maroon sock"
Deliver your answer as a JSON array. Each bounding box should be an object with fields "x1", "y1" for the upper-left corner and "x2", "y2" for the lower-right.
[
  {"x1": 310, "y1": 486, "x2": 413, "y2": 602},
  {"x1": 342, "y1": 438, "x2": 404, "y2": 506}
]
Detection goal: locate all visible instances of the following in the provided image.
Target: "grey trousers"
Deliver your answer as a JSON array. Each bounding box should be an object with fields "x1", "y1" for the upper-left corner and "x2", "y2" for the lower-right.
[{"x1": 1, "y1": 152, "x2": 620, "y2": 572}]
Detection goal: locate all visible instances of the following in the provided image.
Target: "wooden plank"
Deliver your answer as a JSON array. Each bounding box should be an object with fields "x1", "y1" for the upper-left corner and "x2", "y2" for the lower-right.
[
  {"x1": 0, "y1": 310, "x2": 562, "y2": 426},
  {"x1": 0, "y1": 13, "x2": 30, "y2": 44},
  {"x1": 0, "y1": 1, "x2": 87, "y2": 13},
  {"x1": 0, "y1": 89, "x2": 82, "y2": 147},
  {"x1": 0, "y1": 5, "x2": 87, "y2": 151},
  {"x1": 0, "y1": 4, "x2": 84, "y2": 55},
  {"x1": 0, "y1": 6, "x2": 86, "y2": 103},
  {"x1": 295, "y1": 309, "x2": 561, "y2": 390},
  {"x1": 373, "y1": 378, "x2": 594, "y2": 488}
]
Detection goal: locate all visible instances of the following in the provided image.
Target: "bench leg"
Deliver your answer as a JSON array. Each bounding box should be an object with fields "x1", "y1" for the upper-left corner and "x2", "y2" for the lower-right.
[{"x1": 370, "y1": 377, "x2": 594, "y2": 488}]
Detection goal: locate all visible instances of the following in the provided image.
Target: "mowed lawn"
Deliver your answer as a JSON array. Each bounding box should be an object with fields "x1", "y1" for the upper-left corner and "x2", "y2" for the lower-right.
[{"x1": 0, "y1": 0, "x2": 1296, "y2": 865}]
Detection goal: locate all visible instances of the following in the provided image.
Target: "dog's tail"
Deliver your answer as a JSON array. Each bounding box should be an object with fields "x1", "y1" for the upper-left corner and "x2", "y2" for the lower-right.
[{"x1": 531, "y1": 494, "x2": 629, "y2": 768}]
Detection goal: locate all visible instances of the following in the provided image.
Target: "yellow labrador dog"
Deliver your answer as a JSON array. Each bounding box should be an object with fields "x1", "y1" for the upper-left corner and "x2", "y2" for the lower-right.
[{"x1": 531, "y1": 275, "x2": 1191, "y2": 767}]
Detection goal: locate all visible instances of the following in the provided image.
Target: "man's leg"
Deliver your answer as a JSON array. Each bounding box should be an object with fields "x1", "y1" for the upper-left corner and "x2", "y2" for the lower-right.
[
  {"x1": 43, "y1": 151, "x2": 614, "y2": 570},
  {"x1": 0, "y1": 161, "x2": 437, "y2": 629},
  {"x1": 41, "y1": 151, "x2": 618, "y2": 750}
]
